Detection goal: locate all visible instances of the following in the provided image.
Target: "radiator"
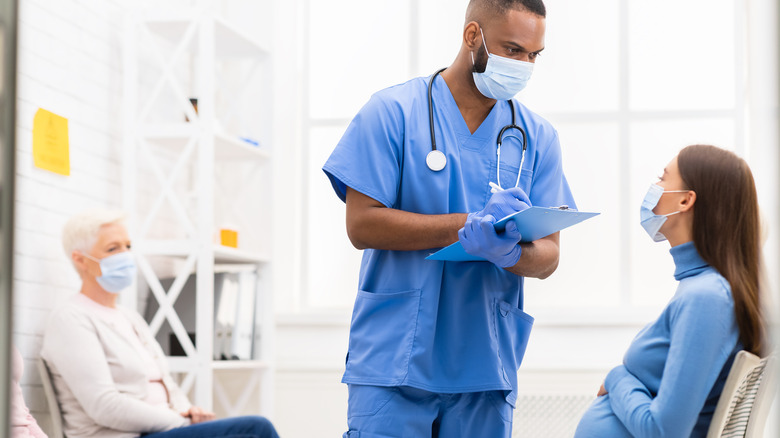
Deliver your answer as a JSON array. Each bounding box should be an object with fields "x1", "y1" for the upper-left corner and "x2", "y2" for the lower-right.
[{"x1": 512, "y1": 394, "x2": 597, "y2": 438}]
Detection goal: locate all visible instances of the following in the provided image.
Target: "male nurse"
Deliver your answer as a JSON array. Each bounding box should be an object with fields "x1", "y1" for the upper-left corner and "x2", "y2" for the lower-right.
[{"x1": 323, "y1": 1, "x2": 576, "y2": 436}]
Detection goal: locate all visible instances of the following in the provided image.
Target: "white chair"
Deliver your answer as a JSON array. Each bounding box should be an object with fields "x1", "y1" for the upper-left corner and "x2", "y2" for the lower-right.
[
  {"x1": 37, "y1": 357, "x2": 65, "y2": 438},
  {"x1": 706, "y1": 350, "x2": 777, "y2": 438}
]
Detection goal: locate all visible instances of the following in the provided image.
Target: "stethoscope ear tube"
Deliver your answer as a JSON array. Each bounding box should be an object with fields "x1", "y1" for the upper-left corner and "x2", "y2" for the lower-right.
[
  {"x1": 496, "y1": 100, "x2": 525, "y2": 150},
  {"x1": 428, "y1": 68, "x2": 448, "y2": 172}
]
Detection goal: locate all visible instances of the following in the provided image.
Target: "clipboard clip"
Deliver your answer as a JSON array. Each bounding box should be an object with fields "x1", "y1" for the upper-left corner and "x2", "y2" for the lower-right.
[{"x1": 555, "y1": 205, "x2": 573, "y2": 210}]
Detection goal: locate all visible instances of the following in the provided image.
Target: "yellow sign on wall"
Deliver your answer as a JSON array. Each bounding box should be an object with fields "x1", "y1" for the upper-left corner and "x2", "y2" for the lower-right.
[{"x1": 32, "y1": 108, "x2": 70, "y2": 176}]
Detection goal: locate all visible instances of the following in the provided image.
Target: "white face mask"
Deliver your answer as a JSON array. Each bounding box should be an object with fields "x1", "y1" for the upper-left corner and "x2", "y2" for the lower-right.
[
  {"x1": 83, "y1": 251, "x2": 136, "y2": 293},
  {"x1": 471, "y1": 28, "x2": 535, "y2": 100},
  {"x1": 639, "y1": 183, "x2": 688, "y2": 242}
]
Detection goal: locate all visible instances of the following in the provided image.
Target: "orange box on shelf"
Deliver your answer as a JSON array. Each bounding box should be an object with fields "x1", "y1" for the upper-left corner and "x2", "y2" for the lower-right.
[{"x1": 219, "y1": 229, "x2": 238, "y2": 248}]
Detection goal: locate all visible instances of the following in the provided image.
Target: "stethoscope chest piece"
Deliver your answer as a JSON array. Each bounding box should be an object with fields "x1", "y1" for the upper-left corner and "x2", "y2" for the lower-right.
[{"x1": 426, "y1": 149, "x2": 447, "y2": 171}]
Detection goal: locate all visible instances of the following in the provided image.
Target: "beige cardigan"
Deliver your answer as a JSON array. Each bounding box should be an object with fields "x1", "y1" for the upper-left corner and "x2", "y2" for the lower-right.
[{"x1": 41, "y1": 294, "x2": 191, "y2": 438}]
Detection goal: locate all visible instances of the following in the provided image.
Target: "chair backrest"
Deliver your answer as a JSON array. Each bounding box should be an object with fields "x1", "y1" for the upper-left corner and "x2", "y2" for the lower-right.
[
  {"x1": 706, "y1": 350, "x2": 778, "y2": 438},
  {"x1": 37, "y1": 357, "x2": 65, "y2": 438}
]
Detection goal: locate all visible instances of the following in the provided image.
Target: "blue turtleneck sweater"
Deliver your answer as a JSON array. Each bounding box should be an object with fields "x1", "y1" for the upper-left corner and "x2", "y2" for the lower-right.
[{"x1": 575, "y1": 241, "x2": 741, "y2": 438}]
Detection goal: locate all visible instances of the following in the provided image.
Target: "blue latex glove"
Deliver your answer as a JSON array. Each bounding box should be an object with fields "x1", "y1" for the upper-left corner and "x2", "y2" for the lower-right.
[
  {"x1": 458, "y1": 213, "x2": 523, "y2": 268},
  {"x1": 475, "y1": 187, "x2": 531, "y2": 222}
]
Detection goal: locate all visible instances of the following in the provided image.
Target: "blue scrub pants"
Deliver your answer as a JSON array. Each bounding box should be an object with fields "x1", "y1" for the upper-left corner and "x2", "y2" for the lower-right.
[
  {"x1": 141, "y1": 416, "x2": 279, "y2": 438},
  {"x1": 343, "y1": 385, "x2": 513, "y2": 438}
]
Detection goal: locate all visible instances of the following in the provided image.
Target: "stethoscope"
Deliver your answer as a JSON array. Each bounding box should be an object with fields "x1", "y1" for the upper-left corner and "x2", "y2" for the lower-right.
[{"x1": 426, "y1": 68, "x2": 528, "y2": 192}]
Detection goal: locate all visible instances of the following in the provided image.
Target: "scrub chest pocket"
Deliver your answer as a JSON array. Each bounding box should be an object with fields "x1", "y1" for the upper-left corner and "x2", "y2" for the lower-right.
[{"x1": 346, "y1": 289, "x2": 422, "y2": 384}]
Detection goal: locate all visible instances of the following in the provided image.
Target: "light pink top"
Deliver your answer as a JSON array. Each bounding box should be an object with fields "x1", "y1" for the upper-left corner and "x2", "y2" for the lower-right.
[
  {"x1": 76, "y1": 294, "x2": 169, "y2": 408},
  {"x1": 11, "y1": 345, "x2": 48, "y2": 438},
  {"x1": 40, "y1": 293, "x2": 191, "y2": 438}
]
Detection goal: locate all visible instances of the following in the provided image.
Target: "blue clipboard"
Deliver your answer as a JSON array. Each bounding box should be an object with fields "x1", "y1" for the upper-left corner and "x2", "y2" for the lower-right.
[{"x1": 425, "y1": 206, "x2": 600, "y2": 262}]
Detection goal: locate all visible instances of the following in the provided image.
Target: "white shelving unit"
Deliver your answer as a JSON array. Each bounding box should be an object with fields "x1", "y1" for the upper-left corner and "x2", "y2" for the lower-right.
[{"x1": 122, "y1": 3, "x2": 274, "y2": 417}]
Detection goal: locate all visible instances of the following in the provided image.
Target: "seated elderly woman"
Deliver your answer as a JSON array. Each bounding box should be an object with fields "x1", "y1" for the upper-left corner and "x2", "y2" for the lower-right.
[{"x1": 41, "y1": 209, "x2": 280, "y2": 438}]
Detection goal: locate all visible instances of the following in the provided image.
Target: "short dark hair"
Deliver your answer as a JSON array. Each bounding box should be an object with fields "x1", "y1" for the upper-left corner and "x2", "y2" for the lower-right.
[{"x1": 466, "y1": 0, "x2": 546, "y2": 22}]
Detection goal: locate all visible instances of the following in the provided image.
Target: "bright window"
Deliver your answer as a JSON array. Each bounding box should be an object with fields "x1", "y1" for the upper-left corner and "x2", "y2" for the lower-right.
[{"x1": 300, "y1": 0, "x2": 768, "y2": 314}]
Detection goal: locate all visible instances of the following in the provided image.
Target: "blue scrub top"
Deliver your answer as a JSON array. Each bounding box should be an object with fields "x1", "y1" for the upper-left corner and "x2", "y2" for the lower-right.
[{"x1": 323, "y1": 73, "x2": 576, "y2": 406}]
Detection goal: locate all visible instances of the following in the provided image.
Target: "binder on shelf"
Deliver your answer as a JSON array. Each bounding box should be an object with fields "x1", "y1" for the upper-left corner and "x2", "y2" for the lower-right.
[
  {"x1": 143, "y1": 270, "x2": 260, "y2": 361},
  {"x1": 426, "y1": 206, "x2": 600, "y2": 262}
]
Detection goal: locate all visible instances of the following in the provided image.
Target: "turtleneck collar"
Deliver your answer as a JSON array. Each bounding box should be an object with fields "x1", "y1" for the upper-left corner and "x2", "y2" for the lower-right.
[{"x1": 670, "y1": 241, "x2": 710, "y2": 281}]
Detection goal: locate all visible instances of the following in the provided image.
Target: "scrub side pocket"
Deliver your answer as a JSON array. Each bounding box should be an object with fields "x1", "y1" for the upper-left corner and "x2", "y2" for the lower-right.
[
  {"x1": 344, "y1": 289, "x2": 422, "y2": 385},
  {"x1": 493, "y1": 299, "x2": 534, "y2": 407}
]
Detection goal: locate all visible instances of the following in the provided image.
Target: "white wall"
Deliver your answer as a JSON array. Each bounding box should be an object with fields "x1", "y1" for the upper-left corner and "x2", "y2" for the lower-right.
[{"x1": 13, "y1": 0, "x2": 127, "y2": 434}]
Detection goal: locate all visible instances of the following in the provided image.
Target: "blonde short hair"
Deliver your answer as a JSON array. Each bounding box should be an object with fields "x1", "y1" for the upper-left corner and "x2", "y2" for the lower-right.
[{"x1": 62, "y1": 208, "x2": 127, "y2": 261}]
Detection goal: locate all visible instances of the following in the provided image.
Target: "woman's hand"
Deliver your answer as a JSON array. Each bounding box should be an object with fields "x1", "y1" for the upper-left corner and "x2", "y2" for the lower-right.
[
  {"x1": 597, "y1": 383, "x2": 608, "y2": 397},
  {"x1": 181, "y1": 406, "x2": 216, "y2": 424}
]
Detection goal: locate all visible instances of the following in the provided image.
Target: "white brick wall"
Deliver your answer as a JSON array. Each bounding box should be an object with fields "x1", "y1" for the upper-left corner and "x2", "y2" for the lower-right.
[{"x1": 13, "y1": 0, "x2": 127, "y2": 434}]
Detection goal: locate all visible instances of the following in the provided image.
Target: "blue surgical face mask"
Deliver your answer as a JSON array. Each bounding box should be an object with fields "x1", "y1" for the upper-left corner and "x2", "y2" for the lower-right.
[
  {"x1": 472, "y1": 28, "x2": 534, "y2": 100},
  {"x1": 639, "y1": 183, "x2": 688, "y2": 242},
  {"x1": 84, "y1": 251, "x2": 137, "y2": 293}
]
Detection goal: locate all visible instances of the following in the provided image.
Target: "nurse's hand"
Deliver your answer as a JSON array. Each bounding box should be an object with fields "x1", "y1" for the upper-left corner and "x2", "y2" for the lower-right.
[
  {"x1": 459, "y1": 214, "x2": 522, "y2": 268},
  {"x1": 475, "y1": 187, "x2": 531, "y2": 222}
]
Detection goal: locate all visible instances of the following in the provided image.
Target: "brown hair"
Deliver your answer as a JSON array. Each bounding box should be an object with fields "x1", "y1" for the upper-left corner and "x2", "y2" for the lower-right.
[{"x1": 677, "y1": 144, "x2": 765, "y2": 355}]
